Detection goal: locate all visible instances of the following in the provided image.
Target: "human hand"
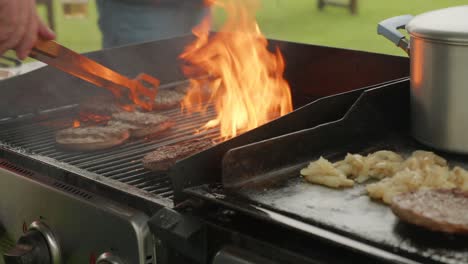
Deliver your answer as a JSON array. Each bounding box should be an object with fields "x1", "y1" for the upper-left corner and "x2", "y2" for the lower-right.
[{"x1": 0, "y1": 0, "x2": 56, "y2": 60}]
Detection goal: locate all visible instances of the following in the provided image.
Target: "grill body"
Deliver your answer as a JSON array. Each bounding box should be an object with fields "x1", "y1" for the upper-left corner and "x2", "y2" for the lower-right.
[
  {"x1": 0, "y1": 160, "x2": 153, "y2": 264},
  {"x1": 0, "y1": 35, "x2": 409, "y2": 263}
]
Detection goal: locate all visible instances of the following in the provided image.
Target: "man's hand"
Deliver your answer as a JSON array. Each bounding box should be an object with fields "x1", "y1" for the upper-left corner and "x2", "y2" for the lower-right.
[{"x1": 0, "y1": 0, "x2": 56, "y2": 60}]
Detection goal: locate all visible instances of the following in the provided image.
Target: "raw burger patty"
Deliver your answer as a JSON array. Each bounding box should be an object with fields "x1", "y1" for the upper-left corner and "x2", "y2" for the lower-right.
[
  {"x1": 154, "y1": 89, "x2": 185, "y2": 110},
  {"x1": 56, "y1": 126, "x2": 130, "y2": 151},
  {"x1": 142, "y1": 138, "x2": 214, "y2": 171},
  {"x1": 391, "y1": 189, "x2": 468, "y2": 234},
  {"x1": 109, "y1": 111, "x2": 174, "y2": 138}
]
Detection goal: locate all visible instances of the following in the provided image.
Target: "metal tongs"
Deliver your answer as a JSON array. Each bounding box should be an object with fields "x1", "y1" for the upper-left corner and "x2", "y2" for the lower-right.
[{"x1": 30, "y1": 40, "x2": 159, "y2": 111}]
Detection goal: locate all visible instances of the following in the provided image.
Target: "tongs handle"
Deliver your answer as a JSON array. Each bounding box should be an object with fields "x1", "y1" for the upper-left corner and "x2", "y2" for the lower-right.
[{"x1": 30, "y1": 39, "x2": 159, "y2": 111}]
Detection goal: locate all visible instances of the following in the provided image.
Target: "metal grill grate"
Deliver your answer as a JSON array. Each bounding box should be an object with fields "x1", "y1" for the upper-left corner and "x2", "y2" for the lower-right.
[{"x1": 0, "y1": 98, "x2": 220, "y2": 200}]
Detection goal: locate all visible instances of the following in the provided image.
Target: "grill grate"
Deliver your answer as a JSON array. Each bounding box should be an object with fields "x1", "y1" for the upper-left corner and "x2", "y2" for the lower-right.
[{"x1": 0, "y1": 96, "x2": 220, "y2": 200}]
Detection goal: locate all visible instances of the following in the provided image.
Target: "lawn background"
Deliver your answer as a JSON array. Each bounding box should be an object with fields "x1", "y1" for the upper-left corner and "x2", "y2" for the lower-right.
[{"x1": 36, "y1": 0, "x2": 468, "y2": 57}]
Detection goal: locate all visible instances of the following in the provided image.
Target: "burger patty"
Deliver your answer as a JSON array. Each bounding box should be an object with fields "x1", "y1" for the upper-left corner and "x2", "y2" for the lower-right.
[
  {"x1": 154, "y1": 89, "x2": 186, "y2": 110},
  {"x1": 79, "y1": 95, "x2": 121, "y2": 116},
  {"x1": 142, "y1": 138, "x2": 214, "y2": 171},
  {"x1": 56, "y1": 126, "x2": 130, "y2": 151},
  {"x1": 174, "y1": 83, "x2": 189, "y2": 94},
  {"x1": 391, "y1": 189, "x2": 468, "y2": 234},
  {"x1": 109, "y1": 111, "x2": 174, "y2": 138}
]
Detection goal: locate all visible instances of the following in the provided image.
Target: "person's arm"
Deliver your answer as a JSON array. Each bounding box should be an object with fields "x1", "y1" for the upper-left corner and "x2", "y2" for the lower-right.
[{"x1": 0, "y1": 0, "x2": 55, "y2": 60}]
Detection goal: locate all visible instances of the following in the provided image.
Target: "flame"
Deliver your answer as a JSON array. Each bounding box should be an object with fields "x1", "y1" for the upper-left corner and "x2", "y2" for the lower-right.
[
  {"x1": 180, "y1": 0, "x2": 293, "y2": 140},
  {"x1": 119, "y1": 104, "x2": 135, "y2": 112},
  {"x1": 73, "y1": 120, "x2": 81, "y2": 128}
]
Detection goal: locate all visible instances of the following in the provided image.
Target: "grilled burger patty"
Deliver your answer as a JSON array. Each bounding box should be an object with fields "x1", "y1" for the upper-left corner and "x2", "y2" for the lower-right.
[
  {"x1": 391, "y1": 189, "x2": 468, "y2": 234},
  {"x1": 79, "y1": 95, "x2": 121, "y2": 115},
  {"x1": 142, "y1": 138, "x2": 214, "y2": 171},
  {"x1": 56, "y1": 126, "x2": 130, "y2": 151},
  {"x1": 154, "y1": 89, "x2": 186, "y2": 110},
  {"x1": 174, "y1": 83, "x2": 189, "y2": 94},
  {"x1": 109, "y1": 111, "x2": 174, "y2": 138}
]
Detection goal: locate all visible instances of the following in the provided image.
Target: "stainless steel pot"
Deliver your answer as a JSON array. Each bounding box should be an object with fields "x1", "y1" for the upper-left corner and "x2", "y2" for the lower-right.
[{"x1": 378, "y1": 6, "x2": 468, "y2": 153}]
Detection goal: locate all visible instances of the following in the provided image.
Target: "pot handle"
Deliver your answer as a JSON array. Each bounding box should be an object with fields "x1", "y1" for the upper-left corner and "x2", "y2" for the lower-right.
[{"x1": 377, "y1": 15, "x2": 413, "y2": 55}]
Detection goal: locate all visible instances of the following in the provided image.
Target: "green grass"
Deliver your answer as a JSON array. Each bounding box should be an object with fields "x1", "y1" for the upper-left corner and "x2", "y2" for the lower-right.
[
  {"x1": 37, "y1": 0, "x2": 101, "y2": 53},
  {"x1": 32, "y1": 0, "x2": 468, "y2": 57},
  {"x1": 255, "y1": 0, "x2": 468, "y2": 56}
]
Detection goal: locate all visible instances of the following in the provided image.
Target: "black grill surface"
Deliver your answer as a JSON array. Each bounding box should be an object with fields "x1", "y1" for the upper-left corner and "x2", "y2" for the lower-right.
[{"x1": 0, "y1": 92, "x2": 219, "y2": 201}]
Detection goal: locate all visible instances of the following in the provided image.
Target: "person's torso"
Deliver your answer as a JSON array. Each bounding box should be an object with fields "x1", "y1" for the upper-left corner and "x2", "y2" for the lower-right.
[{"x1": 111, "y1": 0, "x2": 205, "y2": 7}]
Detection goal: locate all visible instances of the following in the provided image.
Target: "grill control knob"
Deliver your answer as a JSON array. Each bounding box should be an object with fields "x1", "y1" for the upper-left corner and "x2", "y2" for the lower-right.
[
  {"x1": 96, "y1": 252, "x2": 124, "y2": 264},
  {"x1": 3, "y1": 221, "x2": 62, "y2": 264}
]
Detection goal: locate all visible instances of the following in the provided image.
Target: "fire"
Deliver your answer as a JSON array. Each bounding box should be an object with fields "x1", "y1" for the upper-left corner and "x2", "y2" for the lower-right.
[
  {"x1": 73, "y1": 120, "x2": 81, "y2": 128},
  {"x1": 119, "y1": 104, "x2": 135, "y2": 112},
  {"x1": 180, "y1": 0, "x2": 293, "y2": 140}
]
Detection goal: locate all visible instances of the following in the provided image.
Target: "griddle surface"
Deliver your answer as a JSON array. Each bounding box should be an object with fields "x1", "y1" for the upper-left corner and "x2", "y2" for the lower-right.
[
  {"x1": 211, "y1": 84, "x2": 468, "y2": 264},
  {"x1": 236, "y1": 135, "x2": 468, "y2": 264}
]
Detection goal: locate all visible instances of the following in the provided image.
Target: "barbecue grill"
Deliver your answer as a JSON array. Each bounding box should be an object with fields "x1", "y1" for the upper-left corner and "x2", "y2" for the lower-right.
[{"x1": 0, "y1": 35, "x2": 410, "y2": 263}]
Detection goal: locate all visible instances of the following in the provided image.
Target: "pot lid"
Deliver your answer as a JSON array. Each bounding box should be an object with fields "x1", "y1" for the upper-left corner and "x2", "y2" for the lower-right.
[{"x1": 406, "y1": 6, "x2": 468, "y2": 43}]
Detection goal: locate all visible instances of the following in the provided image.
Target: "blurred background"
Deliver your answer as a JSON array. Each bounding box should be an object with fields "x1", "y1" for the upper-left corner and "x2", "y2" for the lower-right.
[{"x1": 35, "y1": 0, "x2": 468, "y2": 57}]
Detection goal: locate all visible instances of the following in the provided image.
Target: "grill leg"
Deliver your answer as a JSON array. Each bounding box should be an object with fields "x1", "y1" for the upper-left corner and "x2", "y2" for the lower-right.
[
  {"x1": 37, "y1": 0, "x2": 56, "y2": 32},
  {"x1": 350, "y1": 0, "x2": 357, "y2": 15},
  {"x1": 317, "y1": 0, "x2": 357, "y2": 15},
  {"x1": 318, "y1": 0, "x2": 325, "y2": 10}
]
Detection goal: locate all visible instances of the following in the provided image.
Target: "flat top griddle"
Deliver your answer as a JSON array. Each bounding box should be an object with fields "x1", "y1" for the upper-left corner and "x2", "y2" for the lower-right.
[{"x1": 185, "y1": 81, "x2": 468, "y2": 264}]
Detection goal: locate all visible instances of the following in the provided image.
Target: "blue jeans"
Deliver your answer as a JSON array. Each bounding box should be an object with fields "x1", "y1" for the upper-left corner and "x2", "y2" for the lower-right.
[{"x1": 96, "y1": 0, "x2": 208, "y2": 48}]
